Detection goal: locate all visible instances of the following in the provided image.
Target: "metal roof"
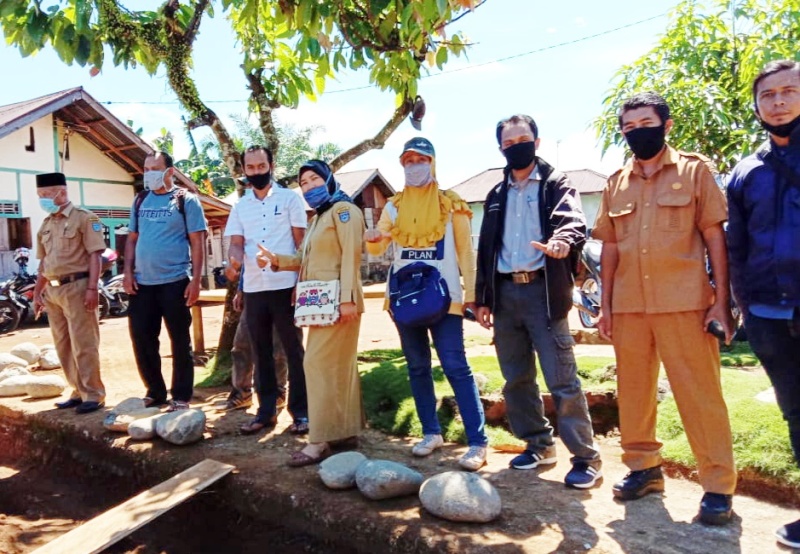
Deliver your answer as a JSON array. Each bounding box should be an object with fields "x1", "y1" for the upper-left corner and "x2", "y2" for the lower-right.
[
  {"x1": 448, "y1": 167, "x2": 608, "y2": 203},
  {"x1": 0, "y1": 87, "x2": 230, "y2": 220}
]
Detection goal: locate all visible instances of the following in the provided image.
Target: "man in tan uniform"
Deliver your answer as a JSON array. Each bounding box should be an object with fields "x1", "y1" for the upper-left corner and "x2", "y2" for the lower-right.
[
  {"x1": 593, "y1": 92, "x2": 736, "y2": 525},
  {"x1": 33, "y1": 172, "x2": 106, "y2": 414}
]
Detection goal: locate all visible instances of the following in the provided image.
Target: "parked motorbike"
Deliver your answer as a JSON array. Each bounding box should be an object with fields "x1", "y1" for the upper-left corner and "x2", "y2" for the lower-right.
[
  {"x1": 0, "y1": 278, "x2": 22, "y2": 335},
  {"x1": 212, "y1": 264, "x2": 228, "y2": 288},
  {"x1": 572, "y1": 239, "x2": 602, "y2": 329},
  {"x1": 99, "y1": 273, "x2": 129, "y2": 317}
]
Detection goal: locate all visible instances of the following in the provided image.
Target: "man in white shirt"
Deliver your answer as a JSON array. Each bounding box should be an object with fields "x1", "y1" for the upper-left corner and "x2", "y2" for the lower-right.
[{"x1": 225, "y1": 146, "x2": 308, "y2": 435}]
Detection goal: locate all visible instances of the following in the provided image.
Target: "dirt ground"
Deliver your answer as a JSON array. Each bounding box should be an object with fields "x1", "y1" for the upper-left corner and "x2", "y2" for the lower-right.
[{"x1": 0, "y1": 298, "x2": 798, "y2": 553}]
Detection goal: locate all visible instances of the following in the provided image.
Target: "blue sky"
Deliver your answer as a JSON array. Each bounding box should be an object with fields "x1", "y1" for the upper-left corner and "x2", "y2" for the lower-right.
[{"x1": 0, "y1": 0, "x2": 680, "y2": 188}]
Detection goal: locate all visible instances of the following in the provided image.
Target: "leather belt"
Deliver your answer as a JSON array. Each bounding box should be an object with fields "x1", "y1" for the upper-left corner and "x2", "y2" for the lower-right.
[
  {"x1": 48, "y1": 272, "x2": 90, "y2": 287},
  {"x1": 498, "y1": 270, "x2": 543, "y2": 284}
]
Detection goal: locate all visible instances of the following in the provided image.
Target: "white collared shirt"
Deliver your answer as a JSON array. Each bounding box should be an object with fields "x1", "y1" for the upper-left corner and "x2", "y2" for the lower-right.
[{"x1": 224, "y1": 185, "x2": 307, "y2": 292}]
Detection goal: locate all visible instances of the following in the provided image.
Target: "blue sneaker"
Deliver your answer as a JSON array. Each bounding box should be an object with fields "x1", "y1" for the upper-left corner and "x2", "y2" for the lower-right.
[
  {"x1": 509, "y1": 445, "x2": 557, "y2": 470},
  {"x1": 565, "y1": 461, "x2": 603, "y2": 489}
]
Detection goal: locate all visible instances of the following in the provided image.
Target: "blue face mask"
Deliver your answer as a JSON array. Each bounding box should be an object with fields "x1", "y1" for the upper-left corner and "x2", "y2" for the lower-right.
[
  {"x1": 303, "y1": 185, "x2": 331, "y2": 210},
  {"x1": 39, "y1": 198, "x2": 60, "y2": 214}
]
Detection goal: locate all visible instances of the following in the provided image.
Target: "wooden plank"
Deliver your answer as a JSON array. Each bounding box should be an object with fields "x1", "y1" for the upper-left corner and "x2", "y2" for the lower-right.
[
  {"x1": 191, "y1": 304, "x2": 204, "y2": 353},
  {"x1": 33, "y1": 459, "x2": 235, "y2": 554}
]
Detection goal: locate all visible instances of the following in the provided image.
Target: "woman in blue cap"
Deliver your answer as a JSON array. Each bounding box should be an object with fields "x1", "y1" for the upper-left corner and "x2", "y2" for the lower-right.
[
  {"x1": 258, "y1": 160, "x2": 365, "y2": 466},
  {"x1": 364, "y1": 137, "x2": 489, "y2": 471}
]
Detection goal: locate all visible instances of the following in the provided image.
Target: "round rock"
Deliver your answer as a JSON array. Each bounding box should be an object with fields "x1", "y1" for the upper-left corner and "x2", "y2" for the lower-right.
[
  {"x1": 10, "y1": 343, "x2": 40, "y2": 365},
  {"x1": 38, "y1": 350, "x2": 61, "y2": 370},
  {"x1": 103, "y1": 408, "x2": 162, "y2": 433},
  {"x1": 319, "y1": 451, "x2": 368, "y2": 490},
  {"x1": 25, "y1": 375, "x2": 66, "y2": 398},
  {"x1": 155, "y1": 409, "x2": 206, "y2": 445},
  {"x1": 355, "y1": 459, "x2": 424, "y2": 500},
  {"x1": 419, "y1": 471, "x2": 502, "y2": 523},
  {"x1": 0, "y1": 353, "x2": 28, "y2": 371},
  {"x1": 0, "y1": 366, "x2": 30, "y2": 383},
  {"x1": 0, "y1": 375, "x2": 35, "y2": 397},
  {"x1": 111, "y1": 397, "x2": 146, "y2": 415},
  {"x1": 128, "y1": 415, "x2": 163, "y2": 440}
]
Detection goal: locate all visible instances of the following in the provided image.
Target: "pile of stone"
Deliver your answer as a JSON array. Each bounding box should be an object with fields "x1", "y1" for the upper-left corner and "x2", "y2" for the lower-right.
[
  {"x1": 318, "y1": 452, "x2": 502, "y2": 523},
  {"x1": 103, "y1": 397, "x2": 206, "y2": 446},
  {"x1": 0, "y1": 342, "x2": 65, "y2": 399}
]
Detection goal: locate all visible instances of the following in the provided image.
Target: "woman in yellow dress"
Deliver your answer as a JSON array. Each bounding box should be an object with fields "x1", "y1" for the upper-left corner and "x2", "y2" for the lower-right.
[{"x1": 257, "y1": 160, "x2": 364, "y2": 466}]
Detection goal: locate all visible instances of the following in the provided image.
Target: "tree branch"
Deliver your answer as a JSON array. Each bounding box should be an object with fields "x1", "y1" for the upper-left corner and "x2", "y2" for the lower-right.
[
  {"x1": 184, "y1": 0, "x2": 210, "y2": 44},
  {"x1": 246, "y1": 69, "x2": 281, "y2": 158},
  {"x1": 329, "y1": 98, "x2": 413, "y2": 172}
]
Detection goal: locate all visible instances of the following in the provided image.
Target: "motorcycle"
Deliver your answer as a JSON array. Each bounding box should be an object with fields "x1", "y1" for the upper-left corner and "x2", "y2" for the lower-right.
[
  {"x1": 572, "y1": 238, "x2": 602, "y2": 329},
  {"x1": 0, "y1": 278, "x2": 23, "y2": 334},
  {"x1": 212, "y1": 264, "x2": 228, "y2": 288},
  {"x1": 99, "y1": 273, "x2": 129, "y2": 317}
]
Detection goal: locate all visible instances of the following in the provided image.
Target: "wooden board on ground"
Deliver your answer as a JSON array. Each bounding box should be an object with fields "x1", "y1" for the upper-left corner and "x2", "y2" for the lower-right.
[{"x1": 32, "y1": 458, "x2": 235, "y2": 554}]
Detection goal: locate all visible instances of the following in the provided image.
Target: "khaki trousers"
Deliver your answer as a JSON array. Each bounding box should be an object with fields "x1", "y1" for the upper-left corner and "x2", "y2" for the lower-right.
[
  {"x1": 44, "y1": 279, "x2": 105, "y2": 403},
  {"x1": 613, "y1": 310, "x2": 736, "y2": 494}
]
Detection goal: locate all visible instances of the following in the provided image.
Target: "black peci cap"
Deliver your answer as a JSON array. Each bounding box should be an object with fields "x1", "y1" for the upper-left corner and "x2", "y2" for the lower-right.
[{"x1": 36, "y1": 173, "x2": 67, "y2": 188}]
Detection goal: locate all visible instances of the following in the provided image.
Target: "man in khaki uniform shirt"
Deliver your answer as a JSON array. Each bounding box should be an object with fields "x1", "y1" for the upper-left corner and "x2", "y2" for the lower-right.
[
  {"x1": 33, "y1": 172, "x2": 106, "y2": 414},
  {"x1": 593, "y1": 92, "x2": 736, "y2": 525}
]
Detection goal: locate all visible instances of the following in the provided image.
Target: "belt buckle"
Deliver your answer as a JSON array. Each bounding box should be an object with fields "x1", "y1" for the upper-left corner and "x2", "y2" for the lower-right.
[
  {"x1": 512, "y1": 272, "x2": 530, "y2": 284},
  {"x1": 49, "y1": 279, "x2": 60, "y2": 287}
]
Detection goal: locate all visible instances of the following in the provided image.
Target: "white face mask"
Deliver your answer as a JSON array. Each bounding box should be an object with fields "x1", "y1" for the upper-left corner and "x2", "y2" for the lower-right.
[
  {"x1": 403, "y1": 162, "x2": 432, "y2": 187},
  {"x1": 143, "y1": 170, "x2": 166, "y2": 191}
]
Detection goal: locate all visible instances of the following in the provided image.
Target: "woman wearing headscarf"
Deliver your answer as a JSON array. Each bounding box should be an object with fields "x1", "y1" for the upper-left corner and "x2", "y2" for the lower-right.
[
  {"x1": 258, "y1": 160, "x2": 365, "y2": 466},
  {"x1": 364, "y1": 137, "x2": 489, "y2": 471}
]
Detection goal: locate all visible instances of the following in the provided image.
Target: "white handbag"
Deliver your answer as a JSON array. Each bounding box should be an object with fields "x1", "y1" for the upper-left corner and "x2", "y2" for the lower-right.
[{"x1": 294, "y1": 279, "x2": 340, "y2": 327}]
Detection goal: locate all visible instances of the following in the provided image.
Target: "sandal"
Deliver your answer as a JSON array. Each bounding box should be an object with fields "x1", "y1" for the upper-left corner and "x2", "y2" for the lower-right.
[
  {"x1": 287, "y1": 444, "x2": 331, "y2": 467},
  {"x1": 143, "y1": 397, "x2": 168, "y2": 408},
  {"x1": 240, "y1": 416, "x2": 277, "y2": 435},
  {"x1": 289, "y1": 418, "x2": 310, "y2": 435},
  {"x1": 166, "y1": 400, "x2": 190, "y2": 412}
]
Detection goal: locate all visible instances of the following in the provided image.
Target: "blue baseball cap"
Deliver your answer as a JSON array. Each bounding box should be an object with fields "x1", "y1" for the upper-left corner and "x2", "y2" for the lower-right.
[{"x1": 400, "y1": 137, "x2": 435, "y2": 159}]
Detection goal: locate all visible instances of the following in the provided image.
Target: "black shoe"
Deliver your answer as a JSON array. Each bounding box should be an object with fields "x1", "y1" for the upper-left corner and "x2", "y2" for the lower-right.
[
  {"x1": 698, "y1": 492, "x2": 733, "y2": 526},
  {"x1": 55, "y1": 398, "x2": 82, "y2": 409},
  {"x1": 612, "y1": 466, "x2": 665, "y2": 500},
  {"x1": 75, "y1": 401, "x2": 105, "y2": 414},
  {"x1": 776, "y1": 518, "x2": 800, "y2": 548}
]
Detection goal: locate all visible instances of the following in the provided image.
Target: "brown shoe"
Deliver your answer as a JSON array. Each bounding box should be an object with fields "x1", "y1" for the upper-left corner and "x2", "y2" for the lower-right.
[
  {"x1": 287, "y1": 444, "x2": 331, "y2": 467},
  {"x1": 240, "y1": 415, "x2": 277, "y2": 435}
]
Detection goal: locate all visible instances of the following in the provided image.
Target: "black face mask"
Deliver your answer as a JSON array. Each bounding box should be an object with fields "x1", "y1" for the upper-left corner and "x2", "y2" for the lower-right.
[
  {"x1": 502, "y1": 141, "x2": 536, "y2": 170},
  {"x1": 759, "y1": 112, "x2": 800, "y2": 139},
  {"x1": 247, "y1": 172, "x2": 271, "y2": 190},
  {"x1": 623, "y1": 125, "x2": 666, "y2": 161}
]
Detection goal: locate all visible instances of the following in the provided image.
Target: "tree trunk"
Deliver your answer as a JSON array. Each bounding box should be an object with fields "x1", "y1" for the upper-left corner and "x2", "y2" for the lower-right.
[{"x1": 217, "y1": 279, "x2": 241, "y2": 353}]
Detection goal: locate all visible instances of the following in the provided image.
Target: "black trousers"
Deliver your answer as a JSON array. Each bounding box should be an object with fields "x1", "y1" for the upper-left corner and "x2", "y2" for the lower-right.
[
  {"x1": 244, "y1": 287, "x2": 307, "y2": 420},
  {"x1": 128, "y1": 277, "x2": 194, "y2": 403}
]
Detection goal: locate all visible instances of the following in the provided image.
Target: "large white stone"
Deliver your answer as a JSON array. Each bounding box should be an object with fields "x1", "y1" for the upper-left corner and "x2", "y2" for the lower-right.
[
  {"x1": 111, "y1": 397, "x2": 146, "y2": 415},
  {"x1": 0, "y1": 353, "x2": 28, "y2": 371},
  {"x1": 103, "y1": 408, "x2": 162, "y2": 432},
  {"x1": 10, "y1": 343, "x2": 41, "y2": 365},
  {"x1": 128, "y1": 415, "x2": 164, "y2": 441},
  {"x1": 155, "y1": 409, "x2": 206, "y2": 445},
  {"x1": 0, "y1": 375, "x2": 34, "y2": 396},
  {"x1": 25, "y1": 375, "x2": 67, "y2": 398},
  {"x1": 38, "y1": 350, "x2": 61, "y2": 370},
  {"x1": 355, "y1": 460, "x2": 424, "y2": 500},
  {"x1": 319, "y1": 452, "x2": 368, "y2": 490},
  {"x1": 419, "y1": 471, "x2": 502, "y2": 523},
  {"x1": 0, "y1": 366, "x2": 30, "y2": 383},
  {"x1": 40, "y1": 344, "x2": 56, "y2": 353}
]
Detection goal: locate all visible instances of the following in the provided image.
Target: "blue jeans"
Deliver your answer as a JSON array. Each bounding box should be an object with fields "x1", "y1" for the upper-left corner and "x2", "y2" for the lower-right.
[
  {"x1": 395, "y1": 314, "x2": 488, "y2": 447},
  {"x1": 493, "y1": 277, "x2": 599, "y2": 462},
  {"x1": 745, "y1": 312, "x2": 800, "y2": 465}
]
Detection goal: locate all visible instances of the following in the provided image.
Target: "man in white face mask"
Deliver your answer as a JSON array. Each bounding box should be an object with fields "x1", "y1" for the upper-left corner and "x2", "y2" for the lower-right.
[{"x1": 123, "y1": 151, "x2": 208, "y2": 412}]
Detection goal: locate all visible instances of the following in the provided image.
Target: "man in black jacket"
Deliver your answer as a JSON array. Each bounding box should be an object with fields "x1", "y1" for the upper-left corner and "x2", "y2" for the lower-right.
[{"x1": 475, "y1": 114, "x2": 601, "y2": 488}]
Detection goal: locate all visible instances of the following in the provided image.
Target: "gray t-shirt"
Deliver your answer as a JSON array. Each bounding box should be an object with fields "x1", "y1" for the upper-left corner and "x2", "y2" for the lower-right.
[{"x1": 130, "y1": 189, "x2": 207, "y2": 285}]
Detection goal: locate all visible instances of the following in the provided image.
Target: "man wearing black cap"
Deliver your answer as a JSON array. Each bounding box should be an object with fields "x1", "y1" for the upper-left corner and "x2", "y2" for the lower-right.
[{"x1": 32, "y1": 172, "x2": 107, "y2": 414}]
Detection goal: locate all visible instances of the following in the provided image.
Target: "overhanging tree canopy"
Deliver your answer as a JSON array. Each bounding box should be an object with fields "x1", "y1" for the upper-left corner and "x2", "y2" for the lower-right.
[{"x1": 593, "y1": 0, "x2": 799, "y2": 174}]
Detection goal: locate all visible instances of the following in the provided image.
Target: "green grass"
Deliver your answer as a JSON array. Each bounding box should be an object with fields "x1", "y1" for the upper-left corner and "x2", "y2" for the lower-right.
[
  {"x1": 719, "y1": 341, "x2": 760, "y2": 367},
  {"x1": 195, "y1": 350, "x2": 232, "y2": 388},
  {"x1": 359, "y1": 346, "x2": 799, "y2": 486},
  {"x1": 658, "y1": 367, "x2": 800, "y2": 486}
]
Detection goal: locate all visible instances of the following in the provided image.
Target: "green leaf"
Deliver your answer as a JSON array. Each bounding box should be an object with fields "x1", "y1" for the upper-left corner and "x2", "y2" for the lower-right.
[{"x1": 370, "y1": 0, "x2": 393, "y2": 16}]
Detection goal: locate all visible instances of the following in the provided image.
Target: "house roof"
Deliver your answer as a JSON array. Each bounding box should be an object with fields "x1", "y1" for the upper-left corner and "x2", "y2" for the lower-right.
[
  {"x1": 0, "y1": 87, "x2": 230, "y2": 220},
  {"x1": 221, "y1": 168, "x2": 396, "y2": 208},
  {"x1": 448, "y1": 167, "x2": 608, "y2": 203}
]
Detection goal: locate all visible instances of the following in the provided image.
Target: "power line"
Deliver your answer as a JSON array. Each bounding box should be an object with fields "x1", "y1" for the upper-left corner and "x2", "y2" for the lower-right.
[{"x1": 100, "y1": 10, "x2": 667, "y2": 105}]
